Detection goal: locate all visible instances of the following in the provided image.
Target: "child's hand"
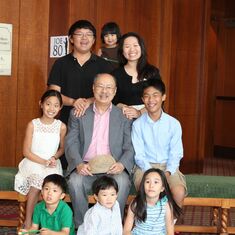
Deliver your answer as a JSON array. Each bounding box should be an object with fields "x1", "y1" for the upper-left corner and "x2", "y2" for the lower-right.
[
  {"x1": 48, "y1": 156, "x2": 57, "y2": 167},
  {"x1": 18, "y1": 228, "x2": 29, "y2": 235},
  {"x1": 40, "y1": 228, "x2": 50, "y2": 235}
]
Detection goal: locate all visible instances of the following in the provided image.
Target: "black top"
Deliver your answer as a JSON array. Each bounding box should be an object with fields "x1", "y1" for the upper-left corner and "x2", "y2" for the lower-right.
[
  {"x1": 112, "y1": 66, "x2": 161, "y2": 106},
  {"x1": 112, "y1": 67, "x2": 145, "y2": 105},
  {"x1": 48, "y1": 53, "x2": 113, "y2": 123}
]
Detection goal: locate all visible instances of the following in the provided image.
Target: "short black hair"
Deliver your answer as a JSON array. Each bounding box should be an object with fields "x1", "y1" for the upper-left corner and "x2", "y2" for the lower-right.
[
  {"x1": 101, "y1": 22, "x2": 121, "y2": 43},
  {"x1": 42, "y1": 174, "x2": 67, "y2": 193},
  {"x1": 142, "y1": 78, "x2": 166, "y2": 96},
  {"x1": 68, "y1": 19, "x2": 96, "y2": 38},
  {"x1": 92, "y1": 176, "x2": 119, "y2": 195}
]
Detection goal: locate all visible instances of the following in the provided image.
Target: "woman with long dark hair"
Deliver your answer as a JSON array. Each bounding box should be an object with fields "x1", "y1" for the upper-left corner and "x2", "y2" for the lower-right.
[{"x1": 112, "y1": 32, "x2": 161, "y2": 119}]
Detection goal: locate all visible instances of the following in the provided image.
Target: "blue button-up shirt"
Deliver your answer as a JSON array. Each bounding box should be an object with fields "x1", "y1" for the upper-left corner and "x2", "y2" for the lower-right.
[{"x1": 131, "y1": 111, "x2": 183, "y2": 174}]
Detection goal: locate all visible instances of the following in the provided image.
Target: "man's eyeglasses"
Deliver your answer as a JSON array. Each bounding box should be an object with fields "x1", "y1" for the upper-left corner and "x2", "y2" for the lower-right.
[
  {"x1": 73, "y1": 32, "x2": 94, "y2": 38},
  {"x1": 95, "y1": 84, "x2": 115, "y2": 91}
]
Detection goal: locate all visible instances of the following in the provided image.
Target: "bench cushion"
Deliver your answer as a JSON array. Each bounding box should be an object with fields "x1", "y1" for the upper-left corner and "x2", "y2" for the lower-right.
[
  {"x1": 1, "y1": 168, "x2": 235, "y2": 199},
  {"x1": 0, "y1": 167, "x2": 18, "y2": 191},
  {"x1": 186, "y1": 175, "x2": 235, "y2": 198}
]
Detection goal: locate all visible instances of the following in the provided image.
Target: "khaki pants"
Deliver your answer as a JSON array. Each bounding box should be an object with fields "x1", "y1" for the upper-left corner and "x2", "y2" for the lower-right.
[{"x1": 133, "y1": 163, "x2": 187, "y2": 194}]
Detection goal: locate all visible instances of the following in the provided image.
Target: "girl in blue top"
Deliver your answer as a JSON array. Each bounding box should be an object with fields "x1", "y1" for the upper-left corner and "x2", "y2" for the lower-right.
[{"x1": 124, "y1": 168, "x2": 182, "y2": 235}]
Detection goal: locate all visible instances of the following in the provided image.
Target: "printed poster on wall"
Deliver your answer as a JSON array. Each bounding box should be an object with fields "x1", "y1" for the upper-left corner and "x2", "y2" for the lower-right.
[
  {"x1": 50, "y1": 36, "x2": 69, "y2": 58},
  {"x1": 0, "y1": 23, "x2": 12, "y2": 76}
]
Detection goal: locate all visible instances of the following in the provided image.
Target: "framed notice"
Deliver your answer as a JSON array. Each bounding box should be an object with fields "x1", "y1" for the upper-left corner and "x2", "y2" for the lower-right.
[
  {"x1": 50, "y1": 36, "x2": 69, "y2": 58},
  {"x1": 0, "y1": 23, "x2": 12, "y2": 76}
]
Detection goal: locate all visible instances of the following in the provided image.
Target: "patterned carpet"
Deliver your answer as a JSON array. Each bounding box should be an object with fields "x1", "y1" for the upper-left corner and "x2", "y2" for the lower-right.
[{"x1": 1, "y1": 157, "x2": 235, "y2": 234}]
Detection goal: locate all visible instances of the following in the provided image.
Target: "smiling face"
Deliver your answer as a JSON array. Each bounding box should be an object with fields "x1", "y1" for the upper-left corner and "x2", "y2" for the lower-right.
[
  {"x1": 122, "y1": 36, "x2": 141, "y2": 62},
  {"x1": 94, "y1": 186, "x2": 118, "y2": 209},
  {"x1": 41, "y1": 182, "x2": 65, "y2": 206},
  {"x1": 40, "y1": 96, "x2": 62, "y2": 120},
  {"x1": 142, "y1": 86, "x2": 166, "y2": 120},
  {"x1": 93, "y1": 74, "x2": 117, "y2": 107},
  {"x1": 103, "y1": 33, "x2": 118, "y2": 48},
  {"x1": 144, "y1": 172, "x2": 164, "y2": 200},
  {"x1": 70, "y1": 28, "x2": 95, "y2": 54}
]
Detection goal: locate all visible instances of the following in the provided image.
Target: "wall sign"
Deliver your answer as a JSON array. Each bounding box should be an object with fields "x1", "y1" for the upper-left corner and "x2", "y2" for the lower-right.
[
  {"x1": 0, "y1": 23, "x2": 12, "y2": 76},
  {"x1": 50, "y1": 36, "x2": 69, "y2": 58}
]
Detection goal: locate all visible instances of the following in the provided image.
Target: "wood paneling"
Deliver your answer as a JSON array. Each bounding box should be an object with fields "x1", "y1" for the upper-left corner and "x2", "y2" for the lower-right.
[
  {"x1": 95, "y1": 0, "x2": 125, "y2": 51},
  {"x1": 168, "y1": 0, "x2": 208, "y2": 173},
  {"x1": 15, "y1": 0, "x2": 50, "y2": 164},
  {"x1": 48, "y1": 0, "x2": 70, "y2": 71},
  {"x1": 0, "y1": 0, "x2": 20, "y2": 166},
  {"x1": 214, "y1": 101, "x2": 235, "y2": 147},
  {"x1": 212, "y1": 0, "x2": 235, "y2": 149}
]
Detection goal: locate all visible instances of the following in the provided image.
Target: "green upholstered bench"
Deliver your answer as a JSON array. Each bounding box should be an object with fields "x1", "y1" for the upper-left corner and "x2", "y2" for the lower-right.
[
  {"x1": 175, "y1": 175, "x2": 235, "y2": 234},
  {"x1": 0, "y1": 167, "x2": 25, "y2": 228},
  {"x1": 186, "y1": 175, "x2": 235, "y2": 198}
]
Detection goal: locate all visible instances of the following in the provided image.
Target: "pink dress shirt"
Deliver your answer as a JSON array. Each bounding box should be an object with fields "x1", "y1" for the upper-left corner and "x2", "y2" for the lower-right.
[{"x1": 83, "y1": 103, "x2": 112, "y2": 162}]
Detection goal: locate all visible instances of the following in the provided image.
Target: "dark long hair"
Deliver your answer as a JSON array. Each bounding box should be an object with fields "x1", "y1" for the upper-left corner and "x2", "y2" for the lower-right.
[
  {"x1": 118, "y1": 32, "x2": 161, "y2": 81},
  {"x1": 131, "y1": 168, "x2": 182, "y2": 222}
]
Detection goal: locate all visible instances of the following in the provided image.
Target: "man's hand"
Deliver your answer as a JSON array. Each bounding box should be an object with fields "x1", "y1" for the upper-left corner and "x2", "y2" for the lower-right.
[
  {"x1": 107, "y1": 162, "x2": 124, "y2": 175},
  {"x1": 76, "y1": 163, "x2": 93, "y2": 176}
]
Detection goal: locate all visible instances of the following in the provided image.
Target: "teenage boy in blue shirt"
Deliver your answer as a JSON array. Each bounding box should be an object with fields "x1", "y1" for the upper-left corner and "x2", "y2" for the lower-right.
[{"x1": 132, "y1": 78, "x2": 187, "y2": 207}]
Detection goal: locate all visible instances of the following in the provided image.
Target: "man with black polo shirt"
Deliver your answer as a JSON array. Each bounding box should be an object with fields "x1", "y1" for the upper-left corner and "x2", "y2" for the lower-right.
[{"x1": 48, "y1": 20, "x2": 113, "y2": 168}]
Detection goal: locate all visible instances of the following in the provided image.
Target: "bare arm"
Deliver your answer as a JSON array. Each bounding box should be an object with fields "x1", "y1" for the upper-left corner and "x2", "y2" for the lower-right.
[
  {"x1": 40, "y1": 227, "x2": 70, "y2": 235},
  {"x1": 97, "y1": 48, "x2": 102, "y2": 56},
  {"x1": 54, "y1": 123, "x2": 66, "y2": 159},
  {"x1": 165, "y1": 202, "x2": 174, "y2": 235},
  {"x1": 48, "y1": 84, "x2": 94, "y2": 117},
  {"x1": 117, "y1": 103, "x2": 147, "y2": 120},
  {"x1": 123, "y1": 205, "x2": 135, "y2": 235},
  {"x1": 23, "y1": 122, "x2": 49, "y2": 166},
  {"x1": 48, "y1": 85, "x2": 75, "y2": 106}
]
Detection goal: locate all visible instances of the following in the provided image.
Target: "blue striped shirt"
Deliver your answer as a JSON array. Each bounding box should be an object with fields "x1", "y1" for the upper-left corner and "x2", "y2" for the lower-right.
[
  {"x1": 132, "y1": 111, "x2": 183, "y2": 174},
  {"x1": 132, "y1": 196, "x2": 168, "y2": 235}
]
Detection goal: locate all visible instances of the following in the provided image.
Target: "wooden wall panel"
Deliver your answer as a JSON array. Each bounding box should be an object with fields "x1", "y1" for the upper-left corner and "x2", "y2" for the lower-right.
[
  {"x1": 95, "y1": 0, "x2": 125, "y2": 51},
  {"x1": 214, "y1": 101, "x2": 235, "y2": 147},
  {"x1": 212, "y1": 0, "x2": 235, "y2": 150},
  {"x1": 169, "y1": 0, "x2": 208, "y2": 173},
  {"x1": 216, "y1": 20, "x2": 235, "y2": 96},
  {"x1": 48, "y1": 0, "x2": 70, "y2": 72},
  {"x1": 138, "y1": 0, "x2": 161, "y2": 66},
  {"x1": 122, "y1": 0, "x2": 141, "y2": 33},
  {"x1": 69, "y1": 0, "x2": 96, "y2": 27},
  {"x1": 0, "y1": 0, "x2": 20, "y2": 166},
  {"x1": 15, "y1": 0, "x2": 50, "y2": 164}
]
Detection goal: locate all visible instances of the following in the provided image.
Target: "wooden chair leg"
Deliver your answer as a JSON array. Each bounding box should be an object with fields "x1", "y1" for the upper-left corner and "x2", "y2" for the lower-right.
[
  {"x1": 212, "y1": 207, "x2": 219, "y2": 226},
  {"x1": 18, "y1": 194, "x2": 27, "y2": 230},
  {"x1": 220, "y1": 208, "x2": 228, "y2": 234},
  {"x1": 18, "y1": 201, "x2": 26, "y2": 230}
]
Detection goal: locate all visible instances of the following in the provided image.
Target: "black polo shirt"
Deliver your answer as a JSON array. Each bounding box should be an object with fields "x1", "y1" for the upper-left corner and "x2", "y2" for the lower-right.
[{"x1": 48, "y1": 53, "x2": 113, "y2": 123}]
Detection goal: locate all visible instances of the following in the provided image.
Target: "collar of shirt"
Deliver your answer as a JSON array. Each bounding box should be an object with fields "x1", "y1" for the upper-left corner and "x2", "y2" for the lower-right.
[
  {"x1": 93, "y1": 102, "x2": 112, "y2": 115},
  {"x1": 146, "y1": 109, "x2": 165, "y2": 124},
  {"x1": 69, "y1": 52, "x2": 97, "y2": 62},
  {"x1": 41, "y1": 200, "x2": 61, "y2": 217},
  {"x1": 96, "y1": 201, "x2": 118, "y2": 212}
]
